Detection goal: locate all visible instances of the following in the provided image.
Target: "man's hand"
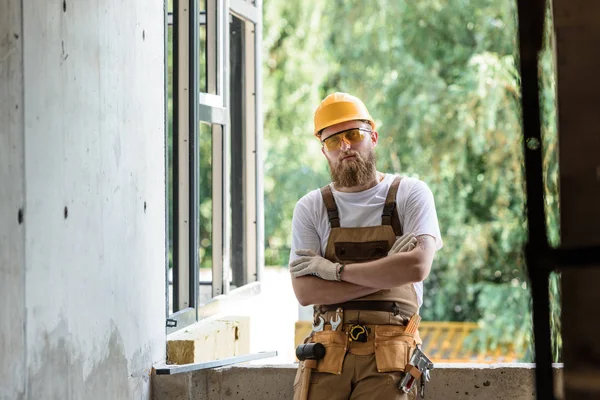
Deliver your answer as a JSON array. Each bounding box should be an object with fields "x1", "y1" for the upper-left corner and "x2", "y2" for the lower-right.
[
  {"x1": 290, "y1": 233, "x2": 416, "y2": 282},
  {"x1": 388, "y1": 233, "x2": 417, "y2": 256},
  {"x1": 289, "y1": 250, "x2": 341, "y2": 281}
]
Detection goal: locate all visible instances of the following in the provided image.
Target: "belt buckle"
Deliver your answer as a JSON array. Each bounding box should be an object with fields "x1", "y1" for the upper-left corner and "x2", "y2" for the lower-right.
[{"x1": 348, "y1": 324, "x2": 368, "y2": 342}]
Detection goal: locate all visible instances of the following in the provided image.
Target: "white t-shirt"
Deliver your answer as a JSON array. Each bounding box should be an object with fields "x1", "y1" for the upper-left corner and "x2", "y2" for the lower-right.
[{"x1": 289, "y1": 174, "x2": 443, "y2": 307}]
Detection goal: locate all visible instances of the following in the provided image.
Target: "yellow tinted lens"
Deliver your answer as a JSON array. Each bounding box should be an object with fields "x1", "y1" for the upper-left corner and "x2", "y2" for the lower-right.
[
  {"x1": 344, "y1": 129, "x2": 364, "y2": 143},
  {"x1": 324, "y1": 135, "x2": 342, "y2": 151},
  {"x1": 323, "y1": 129, "x2": 368, "y2": 151}
]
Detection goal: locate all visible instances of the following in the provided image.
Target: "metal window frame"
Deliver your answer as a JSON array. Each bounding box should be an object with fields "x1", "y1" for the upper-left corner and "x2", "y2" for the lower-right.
[
  {"x1": 230, "y1": 0, "x2": 259, "y2": 24},
  {"x1": 230, "y1": 12, "x2": 261, "y2": 286},
  {"x1": 189, "y1": 0, "x2": 200, "y2": 314},
  {"x1": 167, "y1": 0, "x2": 263, "y2": 333},
  {"x1": 173, "y1": 0, "x2": 192, "y2": 314},
  {"x1": 229, "y1": 14, "x2": 245, "y2": 289},
  {"x1": 244, "y1": 19, "x2": 256, "y2": 285},
  {"x1": 204, "y1": 0, "x2": 230, "y2": 299},
  {"x1": 253, "y1": 0, "x2": 264, "y2": 281},
  {"x1": 164, "y1": 0, "x2": 170, "y2": 322},
  {"x1": 221, "y1": 0, "x2": 233, "y2": 298},
  {"x1": 165, "y1": 0, "x2": 198, "y2": 333},
  {"x1": 199, "y1": 93, "x2": 227, "y2": 125},
  {"x1": 167, "y1": 11, "x2": 204, "y2": 26}
]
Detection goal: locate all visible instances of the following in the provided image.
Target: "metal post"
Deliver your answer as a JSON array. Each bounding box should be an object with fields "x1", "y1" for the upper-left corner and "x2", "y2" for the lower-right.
[
  {"x1": 254, "y1": 0, "x2": 264, "y2": 282},
  {"x1": 189, "y1": 0, "x2": 199, "y2": 312},
  {"x1": 163, "y1": 0, "x2": 170, "y2": 320},
  {"x1": 516, "y1": 0, "x2": 555, "y2": 398},
  {"x1": 222, "y1": 0, "x2": 232, "y2": 296},
  {"x1": 173, "y1": 0, "x2": 190, "y2": 313}
]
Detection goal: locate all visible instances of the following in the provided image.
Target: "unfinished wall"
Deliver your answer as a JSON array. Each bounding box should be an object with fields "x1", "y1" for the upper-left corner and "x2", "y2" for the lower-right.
[
  {"x1": 0, "y1": 1, "x2": 26, "y2": 399},
  {"x1": 1, "y1": 0, "x2": 166, "y2": 399}
]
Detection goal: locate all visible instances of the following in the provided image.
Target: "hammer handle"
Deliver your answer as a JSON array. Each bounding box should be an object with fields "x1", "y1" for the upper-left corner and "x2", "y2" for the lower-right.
[{"x1": 300, "y1": 364, "x2": 312, "y2": 400}]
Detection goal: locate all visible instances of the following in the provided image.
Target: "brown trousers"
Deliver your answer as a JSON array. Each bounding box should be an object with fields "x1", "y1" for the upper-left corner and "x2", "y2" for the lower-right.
[
  {"x1": 292, "y1": 352, "x2": 416, "y2": 400},
  {"x1": 293, "y1": 322, "x2": 419, "y2": 400}
]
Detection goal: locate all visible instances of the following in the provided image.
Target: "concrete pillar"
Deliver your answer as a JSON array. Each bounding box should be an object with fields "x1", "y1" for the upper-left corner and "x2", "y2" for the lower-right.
[
  {"x1": 1, "y1": 1, "x2": 167, "y2": 398},
  {"x1": 552, "y1": 2, "x2": 600, "y2": 399},
  {"x1": 0, "y1": 1, "x2": 26, "y2": 399}
]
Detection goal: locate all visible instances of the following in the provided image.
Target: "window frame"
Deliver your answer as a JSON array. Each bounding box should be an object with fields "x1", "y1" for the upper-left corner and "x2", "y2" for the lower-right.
[{"x1": 166, "y1": 0, "x2": 263, "y2": 334}]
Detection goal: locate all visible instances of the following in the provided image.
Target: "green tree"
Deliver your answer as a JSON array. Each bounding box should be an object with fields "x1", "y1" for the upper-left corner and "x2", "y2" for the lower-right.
[
  {"x1": 262, "y1": 0, "x2": 333, "y2": 264},
  {"x1": 262, "y1": 0, "x2": 561, "y2": 361},
  {"x1": 319, "y1": 0, "x2": 534, "y2": 359}
]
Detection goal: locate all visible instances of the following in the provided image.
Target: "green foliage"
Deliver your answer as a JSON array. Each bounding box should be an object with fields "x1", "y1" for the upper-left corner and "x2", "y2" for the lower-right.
[
  {"x1": 465, "y1": 281, "x2": 533, "y2": 360},
  {"x1": 540, "y1": 11, "x2": 562, "y2": 363},
  {"x1": 198, "y1": 124, "x2": 213, "y2": 269},
  {"x1": 262, "y1": 0, "x2": 562, "y2": 361},
  {"x1": 262, "y1": 0, "x2": 333, "y2": 264}
]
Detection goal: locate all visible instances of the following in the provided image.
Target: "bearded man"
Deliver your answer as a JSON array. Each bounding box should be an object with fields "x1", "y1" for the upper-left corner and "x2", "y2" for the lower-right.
[{"x1": 289, "y1": 92, "x2": 443, "y2": 400}]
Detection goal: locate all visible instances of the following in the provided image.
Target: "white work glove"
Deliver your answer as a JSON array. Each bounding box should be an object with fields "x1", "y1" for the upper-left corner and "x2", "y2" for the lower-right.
[
  {"x1": 388, "y1": 233, "x2": 417, "y2": 256},
  {"x1": 290, "y1": 234, "x2": 416, "y2": 281},
  {"x1": 289, "y1": 250, "x2": 341, "y2": 281}
]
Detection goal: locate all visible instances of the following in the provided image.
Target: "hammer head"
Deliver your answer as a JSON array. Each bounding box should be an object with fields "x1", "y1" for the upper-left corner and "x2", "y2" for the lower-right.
[{"x1": 296, "y1": 343, "x2": 326, "y2": 361}]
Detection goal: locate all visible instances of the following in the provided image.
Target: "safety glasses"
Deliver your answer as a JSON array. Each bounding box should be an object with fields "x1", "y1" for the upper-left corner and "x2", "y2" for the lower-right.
[{"x1": 321, "y1": 128, "x2": 372, "y2": 152}]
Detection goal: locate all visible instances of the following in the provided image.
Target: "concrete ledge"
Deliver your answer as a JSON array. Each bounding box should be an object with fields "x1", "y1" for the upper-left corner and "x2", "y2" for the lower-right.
[{"x1": 152, "y1": 363, "x2": 564, "y2": 400}]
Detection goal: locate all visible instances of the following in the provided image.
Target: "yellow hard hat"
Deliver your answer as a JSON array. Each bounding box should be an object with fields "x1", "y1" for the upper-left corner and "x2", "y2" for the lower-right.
[{"x1": 313, "y1": 92, "x2": 375, "y2": 138}]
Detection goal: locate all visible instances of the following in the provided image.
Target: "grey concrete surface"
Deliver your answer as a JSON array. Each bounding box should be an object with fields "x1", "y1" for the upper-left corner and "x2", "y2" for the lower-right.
[
  {"x1": 152, "y1": 363, "x2": 564, "y2": 400},
  {"x1": 0, "y1": 1, "x2": 26, "y2": 400},
  {"x1": 1, "y1": 1, "x2": 166, "y2": 399}
]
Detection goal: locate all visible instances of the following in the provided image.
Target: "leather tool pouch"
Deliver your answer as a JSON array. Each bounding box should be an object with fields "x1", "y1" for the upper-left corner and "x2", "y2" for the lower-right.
[
  {"x1": 310, "y1": 330, "x2": 348, "y2": 374},
  {"x1": 374, "y1": 326, "x2": 416, "y2": 373}
]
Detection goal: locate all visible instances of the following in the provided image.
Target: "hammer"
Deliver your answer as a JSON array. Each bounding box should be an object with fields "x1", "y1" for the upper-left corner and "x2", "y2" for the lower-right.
[{"x1": 296, "y1": 343, "x2": 326, "y2": 400}]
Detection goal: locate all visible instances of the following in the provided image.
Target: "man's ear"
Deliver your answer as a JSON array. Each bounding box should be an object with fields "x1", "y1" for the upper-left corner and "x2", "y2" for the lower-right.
[{"x1": 371, "y1": 130, "x2": 379, "y2": 146}]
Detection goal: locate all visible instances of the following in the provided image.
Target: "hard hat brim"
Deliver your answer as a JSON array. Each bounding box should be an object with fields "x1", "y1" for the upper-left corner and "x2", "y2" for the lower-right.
[{"x1": 314, "y1": 116, "x2": 375, "y2": 138}]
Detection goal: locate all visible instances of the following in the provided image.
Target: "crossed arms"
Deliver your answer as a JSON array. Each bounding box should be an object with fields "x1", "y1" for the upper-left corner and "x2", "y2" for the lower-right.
[{"x1": 290, "y1": 235, "x2": 436, "y2": 306}]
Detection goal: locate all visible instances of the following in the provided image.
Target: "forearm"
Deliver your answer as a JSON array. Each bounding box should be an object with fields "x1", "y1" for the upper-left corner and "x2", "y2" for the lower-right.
[
  {"x1": 341, "y1": 252, "x2": 430, "y2": 289},
  {"x1": 341, "y1": 235, "x2": 435, "y2": 289},
  {"x1": 291, "y1": 275, "x2": 379, "y2": 306}
]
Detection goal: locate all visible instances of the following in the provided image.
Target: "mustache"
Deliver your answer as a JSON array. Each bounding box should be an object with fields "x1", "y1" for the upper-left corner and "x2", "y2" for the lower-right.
[{"x1": 340, "y1": 151, "x2": 360, "y2": 159}]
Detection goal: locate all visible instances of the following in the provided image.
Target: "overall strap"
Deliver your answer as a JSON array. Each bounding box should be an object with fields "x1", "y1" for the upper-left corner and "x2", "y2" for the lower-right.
[
  {"x1": 320, "y1": 185, "x2": 340, "y2": 228},
  {"x1": 382, "y1": 176, "x2": 403, "y2": 236}
]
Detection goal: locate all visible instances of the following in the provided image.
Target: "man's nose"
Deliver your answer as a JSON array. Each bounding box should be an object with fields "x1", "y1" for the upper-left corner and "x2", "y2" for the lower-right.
[{"x1": 340, "y1": 138, "x2": 352, "y2": 151}]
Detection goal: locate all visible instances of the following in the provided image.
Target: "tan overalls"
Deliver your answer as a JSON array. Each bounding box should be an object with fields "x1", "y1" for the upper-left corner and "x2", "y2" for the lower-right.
[{"x1": 293, "y1": 177, "x2": 422, "y2": 400}]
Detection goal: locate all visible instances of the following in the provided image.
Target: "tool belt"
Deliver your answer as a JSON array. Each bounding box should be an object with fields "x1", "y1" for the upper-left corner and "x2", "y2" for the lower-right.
[
  {"x1": 317, "y1": 301, "x2": 403, "y2": 315},
  {"x1": 308, "y1": 316, "x2": 422, "y2": 375}
]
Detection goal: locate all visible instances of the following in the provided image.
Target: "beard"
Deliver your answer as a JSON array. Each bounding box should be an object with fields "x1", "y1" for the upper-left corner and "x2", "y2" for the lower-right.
[{"x1": 329, "y1": 148, "x2": 377, "y2": 188}]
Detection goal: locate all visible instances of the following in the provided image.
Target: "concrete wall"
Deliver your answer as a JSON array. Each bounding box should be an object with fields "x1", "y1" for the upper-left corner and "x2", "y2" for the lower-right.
[
  {"x1": 1, "y1": 0, "x2": 166, "y2": 399},
  {"x1": 0, "y1": 1, "x2": 26, "y2": 399},
  {"x1": 152, "y1": 364, "x2": 564, "y2": 400}
]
